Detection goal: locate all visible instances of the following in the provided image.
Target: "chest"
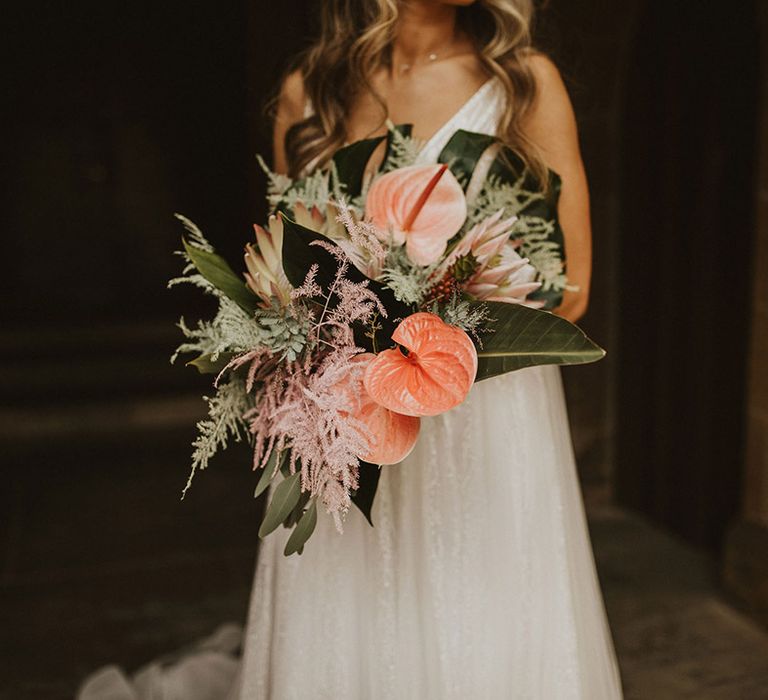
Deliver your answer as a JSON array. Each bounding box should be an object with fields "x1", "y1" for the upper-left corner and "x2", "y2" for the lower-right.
[{"x1": 345, "y1": 64, "x2": 493, "y2": 144}]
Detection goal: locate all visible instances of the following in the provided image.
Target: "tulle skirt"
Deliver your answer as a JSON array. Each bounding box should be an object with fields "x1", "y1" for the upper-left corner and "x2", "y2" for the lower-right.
[
  {"x1": 233, "y1": 365, "x2": 622, "y2": 699},
  {"x1": 79, "y1": 366, "x2": 623, "y2": 700}
]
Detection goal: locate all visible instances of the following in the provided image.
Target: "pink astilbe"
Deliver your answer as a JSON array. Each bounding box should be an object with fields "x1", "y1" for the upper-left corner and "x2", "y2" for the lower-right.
[
  {"x1": 246, "y1": 347, "x2": 372, "y2": 531},
  {"x1": 245, "y1": 245, "x2": 388, "y2": 530},
  {"x1": 291, "y1": 262, "x2": 322, "y2": 301},
  {"x1": 276, "y1": 348, "x2": 371, "y2": 526},
  {"x1": 309, "y1": 240, "x2": 387, "y2": 350}
]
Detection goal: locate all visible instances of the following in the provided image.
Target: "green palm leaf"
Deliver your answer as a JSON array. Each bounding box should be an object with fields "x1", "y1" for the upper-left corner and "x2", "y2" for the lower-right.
[
  {"x1": 332, "y1": 135, "x2": 387, "y2": 198},
  {"x1": 473, "y1": 301, "x2": 605, "y2": 381},
  {"x1": 437, "y1": 129, "x2": 497, "y2": 190}
]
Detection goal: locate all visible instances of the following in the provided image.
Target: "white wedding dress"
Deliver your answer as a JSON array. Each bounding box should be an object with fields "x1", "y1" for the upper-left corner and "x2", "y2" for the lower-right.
[{"x1": 79, "y1": 78, "x2": 623, "y2": 700}]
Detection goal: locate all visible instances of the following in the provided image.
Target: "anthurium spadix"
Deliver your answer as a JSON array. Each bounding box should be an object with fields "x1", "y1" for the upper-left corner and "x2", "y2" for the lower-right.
[{"x1": 365, "y1": 163, "x2": 467, "y2": 265}]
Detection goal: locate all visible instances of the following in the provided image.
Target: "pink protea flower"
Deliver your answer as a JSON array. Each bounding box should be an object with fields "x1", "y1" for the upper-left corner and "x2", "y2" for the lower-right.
[
  {"x1": 364, "y1": 312, "x2": 478, "y2": 417},
  {"x1": 435, "y1": 210, "x2": 542, "y2": 305},
  {"x1": 365, "y1": 164, "x2": 467, "y2": 266},
  {"x1": 243, "y1": 214, "x2": 293, "y2": 306}
]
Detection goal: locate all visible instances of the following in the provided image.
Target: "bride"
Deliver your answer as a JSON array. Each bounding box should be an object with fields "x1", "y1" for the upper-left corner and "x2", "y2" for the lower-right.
[{"x1": 80, "y1": 0, "x2": 623, "y2": 698}]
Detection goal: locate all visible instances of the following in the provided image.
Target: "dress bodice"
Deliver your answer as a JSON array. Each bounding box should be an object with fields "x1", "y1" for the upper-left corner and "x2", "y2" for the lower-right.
[{"x1": 414, "y1": 77, "x2": 505, "y2": 163}]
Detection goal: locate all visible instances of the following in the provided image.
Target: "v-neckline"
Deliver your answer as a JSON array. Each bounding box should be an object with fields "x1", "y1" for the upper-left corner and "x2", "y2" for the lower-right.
[{"x1": 417, "y1": 77, "x2": 497, "y2": 152}]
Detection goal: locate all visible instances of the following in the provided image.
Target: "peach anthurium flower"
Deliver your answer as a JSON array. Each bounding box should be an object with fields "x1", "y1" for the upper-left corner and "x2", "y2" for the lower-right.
[
  {"x1": 244, "y1": 214, "x2": 293, "y2": 307},
  {"x1": 365, "y1": 163, "x2": 467, "y2": 266},
  {"x1": 335, "y1": 354, "x2": 421, "y2": 465},
  {"x1": 364, "y1": 313, "x2": 478, "y2": 417}
]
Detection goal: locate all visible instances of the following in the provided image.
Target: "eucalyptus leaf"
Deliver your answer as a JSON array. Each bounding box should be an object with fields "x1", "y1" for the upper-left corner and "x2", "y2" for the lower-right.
[
  {"x1": 254, "y1": 450, "x2": 284, "y2": 498},
  {"x1": 186, "y1": 352, "x2": 235, "y2": 375},
  {"x1": 182, "y1": 239, "x2": 258, "y2": 314},
  {"x1": 473, "y1": 301, "x2": 605, "y2": 381},
  {"x1": 284, "y1": 500, "x2": 318, "y2": 556},
  {"x1": 285, "y1": 490, "x2": 311, "y2": 528},
  {"x1": 332, "y1": 135, "x2": 387, "y2": 198},
  {"x1": 351, "y1": 461, "x2": 381, "y2": 526},
  {"x1": 258, "y1": 471, "x2": 301, "y2": 538}
]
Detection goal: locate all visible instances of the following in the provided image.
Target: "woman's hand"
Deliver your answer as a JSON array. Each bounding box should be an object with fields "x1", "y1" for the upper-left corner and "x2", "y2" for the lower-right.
[{"x1": 523, "y1": 54, "x2": 592, "y2": 325}]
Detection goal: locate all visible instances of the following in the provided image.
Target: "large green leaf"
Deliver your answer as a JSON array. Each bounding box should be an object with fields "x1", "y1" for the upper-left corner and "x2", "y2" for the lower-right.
[
  {"x1": 332, "y1": 135, "x2": 386, "y2": 198},
  {"x1": 182, "y1": 239, "x2": 258, "y2": 314},
  {"x1": 437, "y1": 129, "x2": 497, "y2": 190},
  {"x1": 279, "y1": 215, "x2": 340, "y2": 292},
  {"x1": 473, "y1": 301, "x2": 605, "y2": 381},
  {"x1": 284, "y1": 499, "x2": 318, "y2": 556},
  {"x1": 258, "y1": 471, "x2": 301, "y2": 538},
  {"x1": 351, "y1": 460, "x2": 381, "y2": 526}
]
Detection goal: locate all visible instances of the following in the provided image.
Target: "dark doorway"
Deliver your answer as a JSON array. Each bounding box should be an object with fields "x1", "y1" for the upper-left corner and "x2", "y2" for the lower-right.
[{"x1": 615, "y1": 0, "x2": 759, "y2": 550}]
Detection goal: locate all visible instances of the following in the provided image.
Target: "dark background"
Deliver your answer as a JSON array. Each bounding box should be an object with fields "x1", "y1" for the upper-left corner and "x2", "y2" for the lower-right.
[{"x1": 1, "y1": 1, "x2": 765, "y2": 697}]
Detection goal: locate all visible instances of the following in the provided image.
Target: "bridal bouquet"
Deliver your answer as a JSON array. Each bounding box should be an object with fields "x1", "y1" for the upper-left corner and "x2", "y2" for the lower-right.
[{"x1": 170, "y1": 125, "x2": 604, "y2": 555}]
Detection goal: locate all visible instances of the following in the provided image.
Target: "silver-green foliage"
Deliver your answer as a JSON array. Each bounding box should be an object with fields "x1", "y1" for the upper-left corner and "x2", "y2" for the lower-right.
[
  {"x1": 514, "y1": 216, "x2": 568, "y2": 292},
  {"x1": 381, "y1": 124, "x2": 423, "y2": 172},
  {"x1": 183, "y1": 376, "x2": 252, "y2": 498},
  {"x1": 168, "y1": 215, "x2": 219, "y2": 298},
  {"x1": 380, "y1": 246, "x2": 436, "y2": 306},
  {"x1": 431, "y1": 294, "x2": 493, "y2": 340},
  {"x1": 258, "y1": 157, "x2": 353, "y2": 214}
]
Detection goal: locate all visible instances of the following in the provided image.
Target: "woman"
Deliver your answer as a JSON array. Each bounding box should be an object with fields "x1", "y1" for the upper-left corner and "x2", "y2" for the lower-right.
[
  {"x1": 79, "y1": 1, "x2": 622, "y2": 698},
  {"x1": 235, "y1": 1, "x2": 622, "y2": 698}
]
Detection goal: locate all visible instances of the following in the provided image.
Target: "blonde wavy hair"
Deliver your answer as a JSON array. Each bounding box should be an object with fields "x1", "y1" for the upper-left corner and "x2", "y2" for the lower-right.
[{"x1": 283, "y1": 0, "x2": 543, "y2": 182}]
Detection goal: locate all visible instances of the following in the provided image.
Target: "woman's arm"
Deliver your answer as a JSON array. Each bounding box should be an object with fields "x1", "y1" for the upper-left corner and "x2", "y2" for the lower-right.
[
  {"x1": 272, "y1": 70, "x2": 306, "y2": 175},
  {"x1": 523, "y1": 55, "x2": 592, "y2": 323}
]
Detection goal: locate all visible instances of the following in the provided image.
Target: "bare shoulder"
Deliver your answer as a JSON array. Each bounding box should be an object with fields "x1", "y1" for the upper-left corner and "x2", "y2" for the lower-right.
[
  {"x1": 520, "y1": 52, "x2": 581, "y2": 173},
  {"x1": 527, "y1": 52, "x2": 564, "y2": 88}
]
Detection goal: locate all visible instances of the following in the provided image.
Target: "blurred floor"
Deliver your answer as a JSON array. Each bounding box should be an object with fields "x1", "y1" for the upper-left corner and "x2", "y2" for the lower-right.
[
  {"x1": 2, "y1": 497, "x2": 768, "y2": 698},
  {"x1": 590, "y1": 502, "x2": 768, "y2": 699}
]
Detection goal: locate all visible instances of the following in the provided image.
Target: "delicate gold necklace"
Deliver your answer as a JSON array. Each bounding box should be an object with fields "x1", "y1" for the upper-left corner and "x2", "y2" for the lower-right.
[
  {"x1": 397, "y1": 39, "x2": 466, "y2": 74},
  {"x1": 399, "y1": 51, "x2": 440, "y2": 73}
]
